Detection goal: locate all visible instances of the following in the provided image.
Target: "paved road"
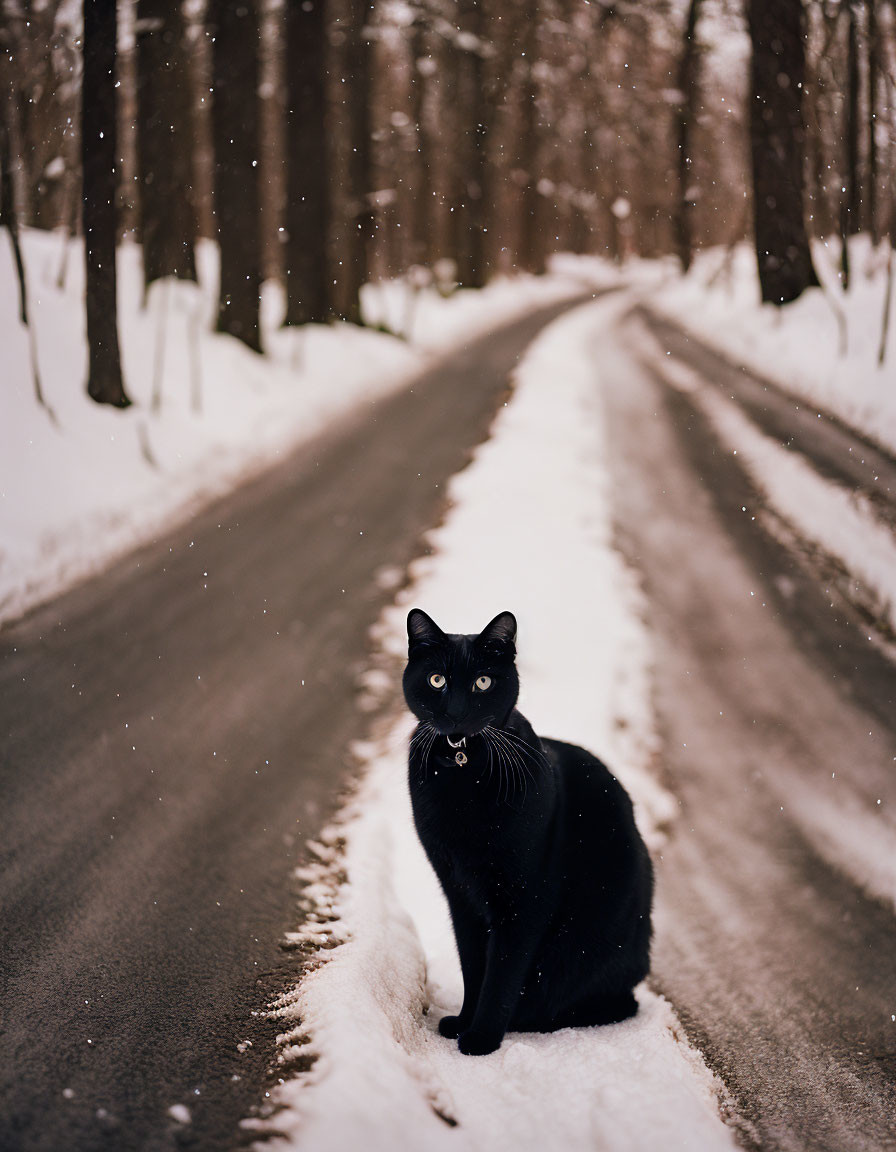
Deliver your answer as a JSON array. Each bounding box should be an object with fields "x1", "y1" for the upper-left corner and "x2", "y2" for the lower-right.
[
  {"x1": 0, "y1": 294, "x2": 594, "y2": 1152},
  {"x1": 602, "y1": 310, "x2": 896, "y2": 1151}
]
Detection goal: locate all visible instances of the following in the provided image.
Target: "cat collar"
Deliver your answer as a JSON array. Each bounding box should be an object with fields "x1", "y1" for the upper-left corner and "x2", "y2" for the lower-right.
[{"x1": 446, "y1": 734, "x2": 467, "y2": 766}]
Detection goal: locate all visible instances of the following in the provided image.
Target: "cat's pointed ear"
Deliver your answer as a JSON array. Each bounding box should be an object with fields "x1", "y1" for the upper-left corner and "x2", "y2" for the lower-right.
[
  {"x1": 407, "y1": 609, "x2": 446, "y2": 649},
  {"x1": 479, "y1": 611, "x2": 517, "y2": 650}
]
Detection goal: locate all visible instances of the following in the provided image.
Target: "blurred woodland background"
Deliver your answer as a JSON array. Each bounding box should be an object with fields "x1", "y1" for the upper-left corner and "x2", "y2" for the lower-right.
[{"x1": 0, "y1": 0, "x2": 894, "y2": 405}]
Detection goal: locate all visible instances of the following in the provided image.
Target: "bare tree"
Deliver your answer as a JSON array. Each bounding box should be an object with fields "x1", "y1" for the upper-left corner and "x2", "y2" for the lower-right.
[
  {"x1": 0, "y1": 11, "x2": 26, "y2": 325},
  {"x1": 746, "y1": 0, "x2": 819, "y2": 305},
  {"x1": 515, "y1": 0, "x2": 542, "y2": 274},
  {"x1": 135, "y1": 0, "x2": 197, "y2": 291},
  {"x1": 209, "y1": 0, "x2": 263, "y2": 351},
  {"x1": 453, "y1": 0, "x2": 489, "y2": 288},
  {"x1": 840, "y1": 0, "x2": 859, "y2": 288},
  {"x1": 82, "y1": 0, "x2": 131, "y2": 407},
  {"x1": 408, "y1": 7, "x2": 434, "y2": 269},
  {"x1": 867, "y1": 0, "x2": 880, "y2": 245},
  {"x1": 341, "y1": 0, "x2": 376, "y2": 324},
  {"x1": 673, "y1": 0, "x2": 704, "y2": 272},
  {"x1": 282, "y1": 0, "x2": 331, "y2": 326}
]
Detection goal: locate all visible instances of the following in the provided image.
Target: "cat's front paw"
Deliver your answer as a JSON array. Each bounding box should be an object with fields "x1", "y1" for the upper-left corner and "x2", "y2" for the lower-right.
[
  {"x1": 438, "y1": 1015, "x2": 465, "y2": 1039},
  {"x1": 457, "y1": 1028, "x2": 503, "y2": 1056}
]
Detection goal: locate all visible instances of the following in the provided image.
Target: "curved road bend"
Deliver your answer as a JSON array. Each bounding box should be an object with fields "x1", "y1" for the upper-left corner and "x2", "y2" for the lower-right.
[
  {"x1": 0, "y1": 292, "x2": 598, "y2": 1152},
  {"x1": 601, "y1": 312, "x2": 896, "y2": 1151}
]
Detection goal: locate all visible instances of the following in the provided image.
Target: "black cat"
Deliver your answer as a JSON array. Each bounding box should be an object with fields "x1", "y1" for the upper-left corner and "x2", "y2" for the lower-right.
[{"x1": 403, "y1": 608, "x2": 653, "y2": 1056}]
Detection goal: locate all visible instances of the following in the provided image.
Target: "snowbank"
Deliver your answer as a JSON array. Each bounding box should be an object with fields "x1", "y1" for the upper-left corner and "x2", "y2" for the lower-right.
[
  {"x1": 250, "y1": 297, "x2": 739, "y2": 1152},
  {"x1": 0, "y1": 230, "x2": 599, "y2": 627}
]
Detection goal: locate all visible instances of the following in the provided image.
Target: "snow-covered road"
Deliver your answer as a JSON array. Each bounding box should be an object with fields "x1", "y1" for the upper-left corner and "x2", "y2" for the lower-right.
[
  {"x1": 4, "y1": 243, "x2": 895, "y2": 1151},
  {"x1": 256, "y1": 294, "x2": 896, "y2": 1152}
]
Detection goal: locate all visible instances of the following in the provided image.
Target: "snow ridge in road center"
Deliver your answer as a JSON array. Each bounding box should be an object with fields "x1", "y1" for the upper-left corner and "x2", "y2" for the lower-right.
[{"x1": 251, "y1": 297, "x2": 739, "y2": 1152}]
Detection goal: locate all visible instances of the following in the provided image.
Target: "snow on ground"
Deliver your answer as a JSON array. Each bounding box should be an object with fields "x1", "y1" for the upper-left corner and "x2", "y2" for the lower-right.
[
  {"x1": 647, "y1": 236, "x2": 896, "y2": 457},
  {"x1": 639, "y1": 335, "x2": 896, "y2": 912},
  {"x1": 249, "y1": 296, "x2": 740, "y2": 1152},
  {"x1": 0, "y1": 230, "x2": 603, "y2": 627}
]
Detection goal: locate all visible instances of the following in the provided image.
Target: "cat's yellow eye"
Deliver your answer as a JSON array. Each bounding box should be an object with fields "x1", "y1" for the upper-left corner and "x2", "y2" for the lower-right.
[
  {"x1": 474, "y1": 675, "x2": 492, "y2": 691},
  {"x1": 429, "y1": 673, "x2": 447, "y2": 689}
]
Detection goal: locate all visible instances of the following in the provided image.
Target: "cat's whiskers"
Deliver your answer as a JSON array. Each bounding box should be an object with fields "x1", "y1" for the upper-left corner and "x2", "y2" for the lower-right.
[
  {"x1": 481, "y1": 727, "x2": 509, "y2": 802},
  {"x1": 424, "y1": 727, "x2": 439, "y2": 777},
  {"x1": 482, "y1": 726, "x2": 524, "y2": 805},
  {"x1": 498, "y1": 733, "x2": 527, "y2": 802},
  {"x1": 493, "y1": 726, "x2": 549, "y2": 770},
  {"x1": 482, "y1": 727, "x2": 507, "y2": 801},
  {"x1": 410, "y1": 720, "x2": 437, "y2": 743},
  {"x1": 484, "y1": 731, "x2": 496, "y2": 789},
  {"x1": 485, "y1": 725, "x2": 540, "y2": 804},
  {"x1": 490, "y1": 728, "x2": 543, "y2": 789},
  {"x1": 411, "y1": 722, "x2": 439, "y2": 781}
]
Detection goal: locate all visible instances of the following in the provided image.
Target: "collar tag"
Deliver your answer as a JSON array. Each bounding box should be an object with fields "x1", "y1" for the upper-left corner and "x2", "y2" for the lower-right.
[{"x1": 446, "y1": 734, "x2": 467, "y2": 766}]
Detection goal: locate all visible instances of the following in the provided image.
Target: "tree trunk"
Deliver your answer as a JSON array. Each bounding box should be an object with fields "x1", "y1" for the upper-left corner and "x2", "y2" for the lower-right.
[
  {"x1": 0, "y1": 104, "x2": 28, "y2": 327},
  {"x1": 82, "y1": 0, "x2": 131, "y2": 407},
  {"x1": 341, "y1": 0, "x2": 375, "y2": 324},
  {"x1": 515, "y1": 0, "x2": 542, "y2": 275},
  {"x1": 746, "y1": 0, "x2": 819, "y2": 305},
  {"x1": 209, "y1": 0, "x2": 263, "y2": 351},
  {"x1": 839, "y1": 0, "x2": 859, "y2": 288},
  {"x1": 135, "y1": 0, "x2": 197, "y2": 290},
  {"x1": 282, "y1": 0, "x2": 331, "y2": 326},
  {"x1": 454, "y1": 0, "x2": 488, "y2": 289},
  {"x1": 867, "y1": 0, "x2": 879, "y2": 245},
  {"x1": 673, "y1": 0, "x2": 704, "y2": 273},
  {"x1": 844, "y1": 1, "x2": 860, "y2": 236},
  {"x1": 409, "y1": 13, "x2": 432, "y2": 269},
  {"x1": 0, "y1": 16, "x2": 25, "y2": 324}
]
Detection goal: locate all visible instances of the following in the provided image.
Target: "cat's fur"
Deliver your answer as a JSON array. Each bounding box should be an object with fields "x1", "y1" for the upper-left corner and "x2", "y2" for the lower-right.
[{"x1": 403, "y1": 609, "x2": 653, "y2": 1056}]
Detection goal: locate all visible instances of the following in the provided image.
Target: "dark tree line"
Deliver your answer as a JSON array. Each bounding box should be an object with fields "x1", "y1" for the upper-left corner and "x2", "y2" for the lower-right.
[{"x1": 3, "y1": 0, "x2": 895, "y2": 407}]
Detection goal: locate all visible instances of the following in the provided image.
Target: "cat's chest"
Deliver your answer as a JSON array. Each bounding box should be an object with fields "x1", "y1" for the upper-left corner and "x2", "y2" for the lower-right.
[
  {"x1": 410, "y1": 755, "x2": 551, "y2": 869},
  {"x1": 413, "y1": 764, "x2": 496, "y2": 832},
  {"x1": 412, "y1": 746, "x2": 505, "y2": 812}
]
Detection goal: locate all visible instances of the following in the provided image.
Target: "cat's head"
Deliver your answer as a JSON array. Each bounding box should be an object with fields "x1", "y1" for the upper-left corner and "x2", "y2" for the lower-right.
[{"x1": 402, "y1": 609, "x2": 519, "y2": 738}]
